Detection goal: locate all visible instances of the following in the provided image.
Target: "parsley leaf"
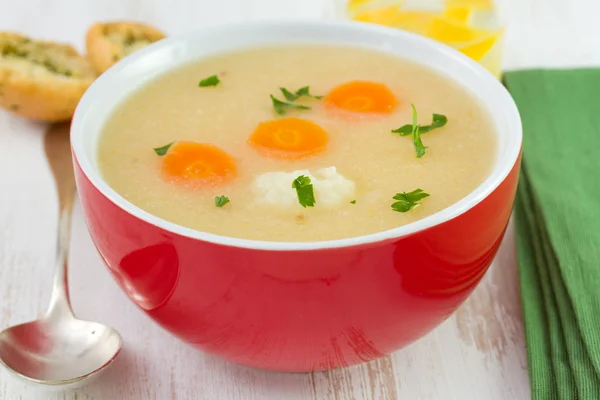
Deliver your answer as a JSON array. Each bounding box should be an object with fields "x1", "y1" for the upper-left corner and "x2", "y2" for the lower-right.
[
  {"x1": 296, "y1": 86, "x2": 323, "y2": 99},
  {"x1": 419, "y1": 113, "x2": 447, "y2": 133},
  {"x1": 280, "y1": 88, "x2": 298, "y2": 102},
  {"x1": 198, "y1": 75, "x2": 220, "y2": 87},
  {"x1": 153, "y1": 142, "x2": 174, "y2": 156},
  {"x1": 350, "y1": 200, "x2": 356, "y2": 204},
  {"x1": 392, "y1": 112, "x2": 448, "y2": 136},
  {"x1": 215, "y1": 195, "x2": 230, "y2": 207},
  {"x1": 391, "y1": 189, "x2": 430, "y2": 212},
  {"x1": 271, "y1": 95, "x2": 311, "y2": 115},
  {"x1": 390, "y1": 125, "x2": 413, "y2": 136},
  {"x1": 292, "y1": 175, "x2": 316, "y2": 208},
  {"x1": 280, "y1": 86, "x2": 323, "y2": 101},
  {"x1": 410, "y1": 104, "x2": 427, "y2": 158}
]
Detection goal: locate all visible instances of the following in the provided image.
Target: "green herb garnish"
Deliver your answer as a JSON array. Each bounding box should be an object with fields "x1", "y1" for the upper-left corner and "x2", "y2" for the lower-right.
[
  {"x1": 198, "y1": 75, "x2": 220, "y2": 87},
  {"x1": 292, "y1": 175, "x2": 316, "y2": 208},
  {"x1": 124, "y1": 35, "x2": 136, "y2": 46},
  {"x1": 391, "y1": 189, "x2": 430, "y2": 212},
  {"x1": 153, "y1": 142, "x2": 174, "y2": 156},
  {"x1": 410, "y1": 104, "x2": 426, "y2": 158},
  {"x1": 392, "y1": 112, "x2": 448, "y2": 136},
  {"x1": 350, "y1": 200, "x2": 356, "y2": 204},
  {"x1": 280, "y1": 86, "x2": 323, "y2": 102},
  {"x1": 2, "y1": 44, "x2": 28, "y2": 58},
  {"x1": 420, "y1": 114, "x2": 447, "y2": 133},
  {"x1": 271, "y1": 95, "x2": 310, "y2": 116},
  {"x1": 215, "y1": 195, "x2": 230, "y2": 207}
]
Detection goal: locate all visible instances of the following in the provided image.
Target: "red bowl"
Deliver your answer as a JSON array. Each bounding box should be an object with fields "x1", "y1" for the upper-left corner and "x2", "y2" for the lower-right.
[{"x1": 71, "y1": 20, "x2": 522, "y2": 372}]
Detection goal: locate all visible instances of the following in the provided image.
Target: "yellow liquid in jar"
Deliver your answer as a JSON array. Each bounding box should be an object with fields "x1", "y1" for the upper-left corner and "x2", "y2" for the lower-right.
[{"x1": 346, "y1": 0, "x2": 505, "y2": 78}]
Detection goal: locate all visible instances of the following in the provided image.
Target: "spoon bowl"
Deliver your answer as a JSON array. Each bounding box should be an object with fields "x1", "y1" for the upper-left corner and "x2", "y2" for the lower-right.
[{"x1": 0, "y1": 317, "x2": 122, "y2": 385}]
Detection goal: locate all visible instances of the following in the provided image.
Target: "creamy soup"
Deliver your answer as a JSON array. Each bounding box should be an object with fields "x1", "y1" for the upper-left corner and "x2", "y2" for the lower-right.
[{"x1": 98, "y1": 45, "x2": 496, "y2": 242}]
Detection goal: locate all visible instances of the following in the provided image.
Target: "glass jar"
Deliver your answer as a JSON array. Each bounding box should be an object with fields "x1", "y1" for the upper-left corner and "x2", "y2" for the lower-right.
[{"x1": 332, "y1": 0, "x2": 506, "y2": 79}]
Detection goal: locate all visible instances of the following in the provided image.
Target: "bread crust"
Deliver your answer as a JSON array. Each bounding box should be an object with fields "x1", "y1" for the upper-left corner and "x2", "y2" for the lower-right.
[
  {"x1": 86, "y1": 21, "x2": 165, "y2": 74},
  {"x1": 0, "y1": 32, "x2": 97, "y2": 122}
]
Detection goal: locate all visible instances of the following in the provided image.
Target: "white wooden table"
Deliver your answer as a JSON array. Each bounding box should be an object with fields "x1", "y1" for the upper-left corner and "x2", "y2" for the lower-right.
[{"x1": 1, "y1": 0, "x2": 598, "y2": 398}]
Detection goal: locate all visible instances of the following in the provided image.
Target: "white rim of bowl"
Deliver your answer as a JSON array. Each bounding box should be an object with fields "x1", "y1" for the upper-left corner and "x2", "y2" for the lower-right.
[{"x1": 72, "y1": 19, "x2": 522, "y2": 252}]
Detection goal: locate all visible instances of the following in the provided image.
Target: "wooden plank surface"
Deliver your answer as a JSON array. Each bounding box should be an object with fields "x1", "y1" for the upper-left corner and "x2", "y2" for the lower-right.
[{"x1": 1, "y1": 0, "x2": 598, "y2": 398}]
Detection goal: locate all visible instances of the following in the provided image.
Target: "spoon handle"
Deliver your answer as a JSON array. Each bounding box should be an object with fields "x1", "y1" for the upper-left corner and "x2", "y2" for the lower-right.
[{"x1": 43, "y1": 122, "x2": 77, "y2": 321}]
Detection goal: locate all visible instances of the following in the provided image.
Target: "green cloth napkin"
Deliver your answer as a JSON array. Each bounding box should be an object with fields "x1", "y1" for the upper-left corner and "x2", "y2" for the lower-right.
[{"x1": 504, "y1": 69, "x2": 600, "y2": 400}]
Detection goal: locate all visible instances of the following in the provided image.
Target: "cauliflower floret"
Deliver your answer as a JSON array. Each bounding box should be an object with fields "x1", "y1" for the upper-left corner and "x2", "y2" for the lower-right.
[{"x1": 253, "y1": 167, "x2": 355, "y2": 209}]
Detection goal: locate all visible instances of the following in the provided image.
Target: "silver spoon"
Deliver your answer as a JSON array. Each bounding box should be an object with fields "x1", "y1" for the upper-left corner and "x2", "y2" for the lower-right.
[{"x1": 0, "y1": 122, "x2": 123, "y2": 387}]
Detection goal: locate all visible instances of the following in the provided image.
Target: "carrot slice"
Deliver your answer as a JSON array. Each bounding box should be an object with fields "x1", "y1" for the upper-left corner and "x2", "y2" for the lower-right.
[
  {"x1": 325, "y1": 81, "x2": 398, "y2": 114},
  {"x1": 162, "y1": 142, "x2": 236, "y2": 187},
  {"x1": 249, "y1": 117, "x2": 328, "y2": 159}
]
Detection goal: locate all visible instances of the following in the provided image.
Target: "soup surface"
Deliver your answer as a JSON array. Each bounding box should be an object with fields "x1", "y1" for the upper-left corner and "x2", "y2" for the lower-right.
[{"x1": 98, "y1": 45, "x2": 496, "y2": 242}]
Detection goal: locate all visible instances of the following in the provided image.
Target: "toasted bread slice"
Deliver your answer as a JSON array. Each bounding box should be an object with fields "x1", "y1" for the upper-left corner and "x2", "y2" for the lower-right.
[
  {"x1": 86, "y1": 21, "x2": 165, "y2": 74},
  {"x1": 0, "y1": 32, "x2": 97, "y2": 122}
]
